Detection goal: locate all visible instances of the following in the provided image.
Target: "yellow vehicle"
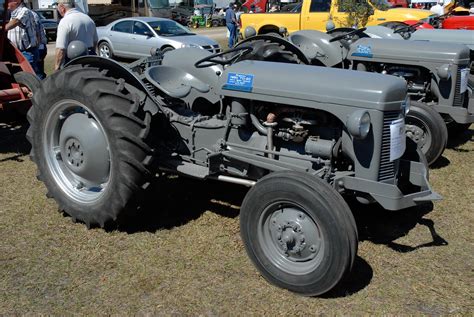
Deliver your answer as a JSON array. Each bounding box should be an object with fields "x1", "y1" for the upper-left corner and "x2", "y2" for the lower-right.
[{"x1": 240, "y1": 0, "x2": 434, "y2": 37}]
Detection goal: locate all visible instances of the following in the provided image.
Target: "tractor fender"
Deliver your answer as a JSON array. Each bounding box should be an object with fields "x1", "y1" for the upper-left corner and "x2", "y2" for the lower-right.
[
  {"x1": 67, "y1": 56, "x2": 161, "y2": 115},
  {"x1": 288, "y1": 30, "x2": 346, "y2": 67},
  {"x1": 237, "y1": 35, "x2": 310, "y2": 65}
]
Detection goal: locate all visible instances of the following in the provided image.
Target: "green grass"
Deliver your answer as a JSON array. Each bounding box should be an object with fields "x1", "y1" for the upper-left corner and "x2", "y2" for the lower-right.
[{"x1": 0, "y1": 56, "x2": 473, "y2": 315}]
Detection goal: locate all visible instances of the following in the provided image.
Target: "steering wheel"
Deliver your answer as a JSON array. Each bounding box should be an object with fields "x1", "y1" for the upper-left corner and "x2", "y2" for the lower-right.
[
  {"x1": 194, "y1": 46, "x2": 254, "y2": 68},
  {"x1": 329, "y1": 27, "x2": 367, "y2": 43},
  {"x1": 393, "y1": 22, "x2": 422, "y2": 34}
]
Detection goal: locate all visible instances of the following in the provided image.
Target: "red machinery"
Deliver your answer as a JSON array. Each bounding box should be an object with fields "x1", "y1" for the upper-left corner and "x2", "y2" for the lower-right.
[
  {"x1": 441, "y1": 12, "x2": 474, "y2": 29},
  {"x1": 1, "y1": 0, "x2": 40, "y2": 114}
]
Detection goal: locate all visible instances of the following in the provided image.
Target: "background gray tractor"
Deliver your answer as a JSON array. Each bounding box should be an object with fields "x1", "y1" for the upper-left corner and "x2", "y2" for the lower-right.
[
  {"x1": 236, "y1": 29, "x2": 473, "y2": 166},
  {"x1": 27, "y1": 47, "x2": 440, "y2": 296},
  {"x1": 364, "y1": 25, "x2": 474, "y2": 110}
]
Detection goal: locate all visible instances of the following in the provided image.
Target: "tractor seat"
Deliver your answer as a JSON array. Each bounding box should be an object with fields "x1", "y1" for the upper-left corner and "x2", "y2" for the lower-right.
[{"x1": 145, "y1": 65, "x2": 210, "y2": 99}]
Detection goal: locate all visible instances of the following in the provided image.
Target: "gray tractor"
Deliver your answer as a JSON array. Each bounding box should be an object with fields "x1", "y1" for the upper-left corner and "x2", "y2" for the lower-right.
[
  {"x1": 364, "y1": 25, "x2": 474, "y2": 90},
  {"x1": 27, "y1": 47, "x2": 441, "y2": 296},
  {"x1": 236, "y1": 29, "x2": 473, "y2": 165}
]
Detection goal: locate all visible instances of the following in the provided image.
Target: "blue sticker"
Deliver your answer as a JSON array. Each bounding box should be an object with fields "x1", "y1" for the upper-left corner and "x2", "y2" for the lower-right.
[
  {"x1": 352, "y1": 45, "x2": 373, "y2": 58},
  {"x1": 222, "y1": 72, "x2": 254, "y2": 92}
]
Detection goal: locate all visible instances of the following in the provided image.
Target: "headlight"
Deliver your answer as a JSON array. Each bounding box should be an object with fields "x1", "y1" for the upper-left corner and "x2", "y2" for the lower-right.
[
  {"x1": 437, "y1": 64, "x2": 451, "y2": 80},
  {"x1": 347, "y1": 110, "x2": 371, "y2": 139},
  {"x1": 180, "y1": 43, "x2": 200, "y2": 49}
]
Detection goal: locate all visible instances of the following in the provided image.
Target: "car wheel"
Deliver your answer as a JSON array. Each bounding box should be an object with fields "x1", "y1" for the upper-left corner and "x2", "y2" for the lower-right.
[
  {"x1": 161, "y1": 46, "x2": 174, "y2": 54},
  {"x1": 26, "y1": 65, "x2": 154, "y2": 228},
  {"x1": 405, "y1": 101, "x2": 448, "y2": 166},
  {"x1": 240, "y1": 171, "x2": 358, "y2": 296},
  {"x1": 212, "y1": 19, "x2": 220, "y2": 27},
  {"x1": 98, "y1": 42, "x2": 113, "y2": 59}
]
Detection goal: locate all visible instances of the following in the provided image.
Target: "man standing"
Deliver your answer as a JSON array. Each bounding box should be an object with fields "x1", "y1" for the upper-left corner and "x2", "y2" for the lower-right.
[
  {"x1": 32, "y1": 10, "x2": 47, "y2": 79},
  {"x1": 4, "y1": 0, "x2": 41, "y2": 77},
  {"x1": 225, "y1": 3, "x2": 238, "y2": 48},
  {"x1": 54, "y1": 0, "x2": 98, "y2": 70}
]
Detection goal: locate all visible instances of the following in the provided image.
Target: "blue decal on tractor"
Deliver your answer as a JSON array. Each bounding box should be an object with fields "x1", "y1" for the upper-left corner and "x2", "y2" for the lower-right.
[
  {"x1": 222, "y1": 73, "x2": 254, "y2": 92},
  {"x1": 352, "y1": 45, "x2": 373, "y2": 58}
]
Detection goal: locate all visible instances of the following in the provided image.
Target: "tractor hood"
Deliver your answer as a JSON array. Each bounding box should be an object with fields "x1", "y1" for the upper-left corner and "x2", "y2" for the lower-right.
[
  {"x1": 364, "y1": 26, "x2": 405, "y2": 40},
  {"x1": 218, "y1": 60, "x2": 407, "y2": 111},
  {"x1": 349, "y1": 38, "x2": 470, "y2": 64},
  {"x1": 410, "y1": 29, "x2": 474, "y2": 51}
]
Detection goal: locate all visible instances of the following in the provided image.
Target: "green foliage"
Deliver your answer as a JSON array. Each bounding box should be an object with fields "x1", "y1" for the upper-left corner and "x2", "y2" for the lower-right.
[{"x1": 337, "y1": 0, "x2": 377, "y2": 27}]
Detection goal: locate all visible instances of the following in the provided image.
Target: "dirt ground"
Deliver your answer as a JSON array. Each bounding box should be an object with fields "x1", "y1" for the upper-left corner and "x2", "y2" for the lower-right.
[
  {"x1": 2, "y1": 49, "x2": 474, "y2": 314},
  {"x1": 1, "y1": 115, "x2": 473, "y2": 314}
]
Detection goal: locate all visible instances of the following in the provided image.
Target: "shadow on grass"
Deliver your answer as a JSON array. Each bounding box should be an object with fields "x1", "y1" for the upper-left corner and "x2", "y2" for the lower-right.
[
  {"x1": 350, "y1": 200, "x2": 448, "y2": 253},
  {"x1": 321, "y1": 256, "x2": 373, "y2": 298},
  {"x1": 430, "y1": 155, "x2": 450, "y2": 169},
  {"x1": 447, "y1": 126, "x2": 473, "y2": 150},
  {"x1": 0, "y1": 118, "x2": 30, "y2": 159},
  {"x1": 114, "y1": 176, "x2": 248, "y2": 234}
]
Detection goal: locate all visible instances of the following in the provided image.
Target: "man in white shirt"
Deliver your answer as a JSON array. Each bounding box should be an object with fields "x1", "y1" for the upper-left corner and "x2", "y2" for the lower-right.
[{"x1": 54, "y1": 0, "x2": 98, "y2": 70}]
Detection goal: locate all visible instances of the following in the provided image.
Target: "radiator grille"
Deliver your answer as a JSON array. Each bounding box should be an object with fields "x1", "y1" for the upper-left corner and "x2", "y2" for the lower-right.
[
  {"x1": 453, "y1": 67, "x2": 466, "y2": 108},
  {"x1": 379, "y1": 111, "x2": 400, "y2": 181},
  {"x1": 202, "y1": 45, "x2": 221, "y2": 54}
]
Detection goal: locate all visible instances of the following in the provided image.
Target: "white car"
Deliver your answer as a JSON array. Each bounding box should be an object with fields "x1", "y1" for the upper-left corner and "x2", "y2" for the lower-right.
[{"x1": 97, "y1": 17, "x2": 221, "y2": 59}]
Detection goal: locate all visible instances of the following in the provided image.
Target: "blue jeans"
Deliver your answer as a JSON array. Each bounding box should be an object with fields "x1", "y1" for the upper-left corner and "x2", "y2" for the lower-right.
[
  {"x1": 38, "y1": 44, "x2": 47, "y2": 79},
  {"x1": 227, "y1": 22, "x2": 237, "y2": 48},
  {"x1": 21, "y1": 47, "x2": 43, "y2": 80}
]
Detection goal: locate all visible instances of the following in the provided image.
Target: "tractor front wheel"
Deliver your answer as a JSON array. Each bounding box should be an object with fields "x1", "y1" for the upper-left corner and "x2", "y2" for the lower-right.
[
  {"x1": 240, "y1": 171, "x2": 358, "y2": 296},
  {"x1": 405, "y1": 101, "x2": 448, "y2": 166}
]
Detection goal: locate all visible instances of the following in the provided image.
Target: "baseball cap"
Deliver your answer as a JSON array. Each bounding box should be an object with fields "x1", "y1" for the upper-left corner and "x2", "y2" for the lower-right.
[{"x1": 52, "y1": 0, "x2": 74, "y2": 5}]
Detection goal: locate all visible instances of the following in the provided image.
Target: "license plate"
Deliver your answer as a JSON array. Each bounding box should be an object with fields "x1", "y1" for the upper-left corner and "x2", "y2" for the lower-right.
[{"x1": 390, "y1": 118, "x2": 406, "y2": 162}]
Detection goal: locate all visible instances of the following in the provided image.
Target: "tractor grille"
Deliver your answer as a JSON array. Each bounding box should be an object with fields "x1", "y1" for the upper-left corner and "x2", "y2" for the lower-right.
[
  {"x1": 378, "y1": 111, "x2": 400, "y2": 181},
  {"x1": 453, "y1": 67, "x2": 466, "y2": 108},
  {"x1": 202, "y1": 44, "x2": 221, "y2": 54}
]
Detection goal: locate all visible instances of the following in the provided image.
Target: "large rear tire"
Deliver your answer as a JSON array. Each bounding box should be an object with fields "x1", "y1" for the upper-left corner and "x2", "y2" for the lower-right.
[
  {"x1": 27, "y1": 65, "x2": 154, "y2": 228},
  {"x1": 405, "y1": 101, "x2": 448, "y2": 166},
  {"x1": 14, "y1": 71, "x2": 41, "y2": 96},
  {"x1": 240, "y1": 171, "x2": 357, "y2": 296}
]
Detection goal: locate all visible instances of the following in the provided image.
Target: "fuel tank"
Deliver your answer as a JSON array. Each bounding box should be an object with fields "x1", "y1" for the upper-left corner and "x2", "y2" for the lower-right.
[
  {"x1": 364, "y1": 26, "x2": 405, "y2": 40},
  {"x1": 410, "y1": 29, "x2": 474, "y2": 51},
  {"x1": 217, "y1": 60, "x2": 407, "y2": 112},
  {"x1": 348, "y1": 38, "x2": 470, "y2": 65}
]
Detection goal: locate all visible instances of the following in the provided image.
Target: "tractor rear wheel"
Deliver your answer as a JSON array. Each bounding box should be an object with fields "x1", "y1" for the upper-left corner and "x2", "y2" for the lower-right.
[
  {"x1": 405, "y1": 101, "x2": 448, "y2": 166},
  {"x1": 240, "y1": 171, "x2": 357, "y2": 296},
  {"x1": 27, "y1": 65, "x2": 154, "y2": 228}
]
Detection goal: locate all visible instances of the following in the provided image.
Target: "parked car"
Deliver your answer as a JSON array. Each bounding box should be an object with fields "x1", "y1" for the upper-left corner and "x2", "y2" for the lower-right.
[
  {"x1": 35, "y1": 11, "x2": 58, "y2": 42},
  {"x1": 96, "y1": 17, "x2": 221, "y2": 59}
]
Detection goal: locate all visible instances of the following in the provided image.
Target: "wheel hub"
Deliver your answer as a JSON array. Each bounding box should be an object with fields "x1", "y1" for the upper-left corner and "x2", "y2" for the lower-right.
[
  {"x1": 269, "y1": 207, "x2": 321, "y2": 262},
  {"x1": 65, "y1": 138, "x2": 84, "y2": 167},
  {"x1": 58, "y1": 112, "x2": 110, "y2": 186},
  {"x1": 406, "y1": 124, "x2": 426, "y2": 146}
]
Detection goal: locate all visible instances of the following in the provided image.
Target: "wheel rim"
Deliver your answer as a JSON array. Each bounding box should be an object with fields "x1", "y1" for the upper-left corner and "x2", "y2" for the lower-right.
[
  {"x1": 257, "y1": 201, "x2": 325, "y2": 275},
  {"x1": 99, "y1": 44, "x2": 110, "y2": 58},
  {"x1": 406, "y1": 117, "x2": 432, "y2": 155},
  {"x1": 43, "y1": 99, "x2": 111, "y2": 204}
]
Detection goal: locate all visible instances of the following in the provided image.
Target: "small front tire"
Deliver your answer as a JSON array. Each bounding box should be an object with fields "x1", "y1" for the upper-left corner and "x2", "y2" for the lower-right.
[
  {"x1": 240, "y1": 171, "x2": 357, "y2": 296},
  {"x1": 406, "y1": 101, "x2": 448, "y2": 166}
]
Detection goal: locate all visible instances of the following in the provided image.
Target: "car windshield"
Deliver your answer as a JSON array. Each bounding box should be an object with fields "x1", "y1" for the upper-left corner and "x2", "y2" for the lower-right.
[
  {"x1": 35, "y1": 11, "x2": 46, "y2": 19},
  {"x1": 148, "y1": 20, "x2": 193, "y2": 36},
  {"x1": 195, "y1": 0, "x2": 213, "y2": 5},
  {"x1": 369, "y1": 0, "x2": 391, "y2": 10},
  {"x1": 148, "y1": 0, "x2": 170, "y2": 9}
]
